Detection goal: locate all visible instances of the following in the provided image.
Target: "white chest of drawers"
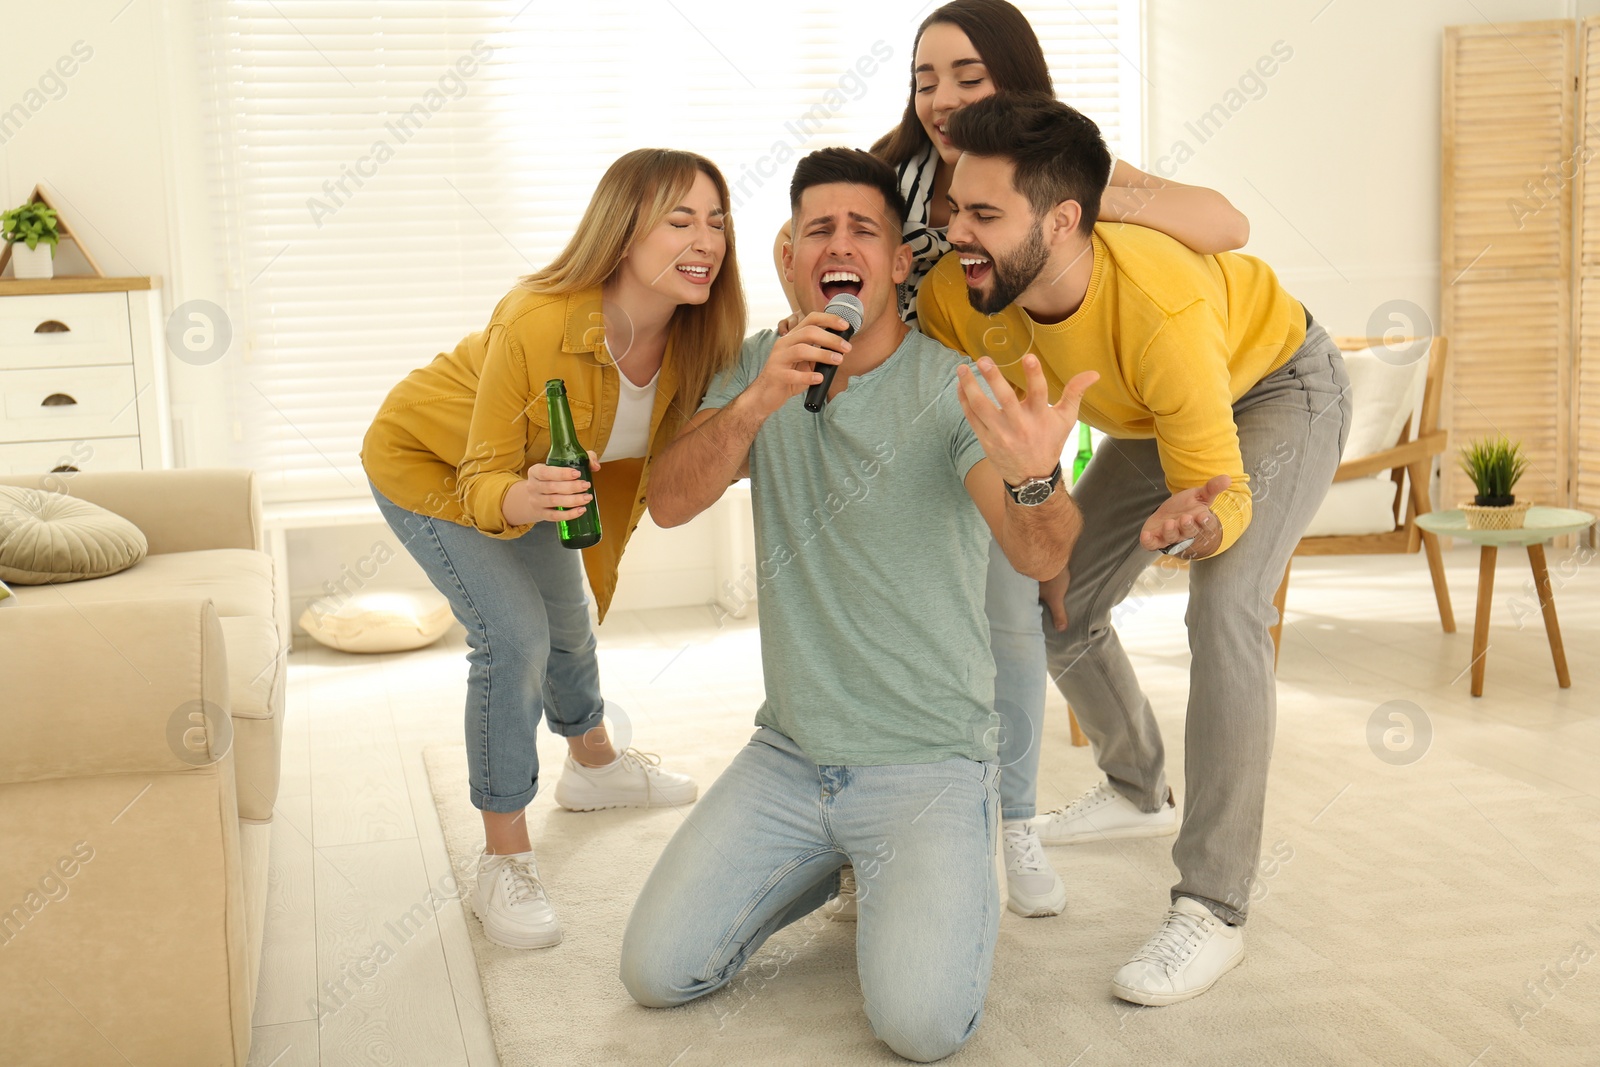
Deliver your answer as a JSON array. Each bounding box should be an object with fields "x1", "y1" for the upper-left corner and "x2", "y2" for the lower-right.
[{"x1": 0, "y1": 278, "x2": 171, "y2": 475}]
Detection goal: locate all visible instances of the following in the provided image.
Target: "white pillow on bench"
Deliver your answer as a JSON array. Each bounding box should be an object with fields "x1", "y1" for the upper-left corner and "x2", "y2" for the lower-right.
[{"x1": 298, "y1": 589, "x2": 453, "y2": 653}]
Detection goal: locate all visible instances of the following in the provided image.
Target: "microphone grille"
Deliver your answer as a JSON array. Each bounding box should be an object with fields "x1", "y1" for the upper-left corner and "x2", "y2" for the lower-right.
[{"x1": 826, "y1": 293, "x2": 864, "y2": 333}]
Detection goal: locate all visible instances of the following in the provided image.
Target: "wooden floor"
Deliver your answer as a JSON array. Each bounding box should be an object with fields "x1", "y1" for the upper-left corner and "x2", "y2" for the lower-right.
[{"x1": 245, "y1": 546, "x2": 1600, "y2": 1067}]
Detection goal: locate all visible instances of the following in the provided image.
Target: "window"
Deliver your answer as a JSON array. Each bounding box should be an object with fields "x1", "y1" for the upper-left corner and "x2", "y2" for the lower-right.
[{"x1": 197, "y1": 1, "x2": 1141, "y2": 500}]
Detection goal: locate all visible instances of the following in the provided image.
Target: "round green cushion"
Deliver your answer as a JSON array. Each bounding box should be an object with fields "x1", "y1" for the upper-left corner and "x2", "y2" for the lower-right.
[{"x1": 0, "y1": 486, "x2": 148, "y2": 584}]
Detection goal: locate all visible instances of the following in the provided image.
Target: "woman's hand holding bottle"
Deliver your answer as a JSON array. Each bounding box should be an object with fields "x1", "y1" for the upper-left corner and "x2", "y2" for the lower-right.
[{"x1": 503, "y1": 452, "x2": 602, "y2": 526}]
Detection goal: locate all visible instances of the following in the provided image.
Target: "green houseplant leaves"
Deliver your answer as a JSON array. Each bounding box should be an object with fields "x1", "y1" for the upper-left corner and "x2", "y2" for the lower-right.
[
  {"x1": 2, "y1": 202, "x2": 61, "y2": 254},
  {"x1": 1459, "y1": 436, "x2": 1529, "y2": 506}
]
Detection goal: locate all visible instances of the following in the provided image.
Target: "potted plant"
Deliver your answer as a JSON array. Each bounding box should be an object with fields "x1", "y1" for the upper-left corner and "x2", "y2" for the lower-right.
[
  {"x1": 1459, "y1": 436, "x2": 1531, "y2": 529},
  {"x1": 2, "y1": 201, "x2": 61, "y2": 280}
]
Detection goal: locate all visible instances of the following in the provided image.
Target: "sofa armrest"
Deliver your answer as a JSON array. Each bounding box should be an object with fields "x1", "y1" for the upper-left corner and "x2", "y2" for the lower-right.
[
  {"x1": 0, "y1": 598, "x2": 231, "y2": 785},
  {"x1": 0, "y1": 468, "x2": 262, "y2": 554}
]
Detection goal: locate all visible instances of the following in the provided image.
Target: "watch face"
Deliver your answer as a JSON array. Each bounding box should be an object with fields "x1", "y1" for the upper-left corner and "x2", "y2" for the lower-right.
[{"x1": 1016, "y1": 480, "x2": 1054, "y2": 506}]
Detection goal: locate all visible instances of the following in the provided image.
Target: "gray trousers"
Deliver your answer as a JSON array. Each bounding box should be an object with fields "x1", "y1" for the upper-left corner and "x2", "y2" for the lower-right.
[{"x1": 1045, "y1": 319, "x2": 1350, "y2": 925}]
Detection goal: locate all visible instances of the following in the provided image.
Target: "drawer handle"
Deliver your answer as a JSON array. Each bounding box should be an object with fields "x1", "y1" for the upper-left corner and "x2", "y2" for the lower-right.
[
  {"x1": 34, "y1": 320, "x2": 71, "y2": 334},
  {"x1": 41, "y1": 393, "x2": 78, "y2": 407},
  {"x1": 50, "y1": 464, "x2": 80, "y2": 473}
]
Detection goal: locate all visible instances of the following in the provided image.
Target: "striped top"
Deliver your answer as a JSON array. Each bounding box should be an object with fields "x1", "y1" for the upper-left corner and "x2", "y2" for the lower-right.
[
  {"x1": 894, "y1": 143, "x2": 947, "y2": 328},
  {"x1": 893, "y1": 141, "x2": 1117, "y2": 328}
]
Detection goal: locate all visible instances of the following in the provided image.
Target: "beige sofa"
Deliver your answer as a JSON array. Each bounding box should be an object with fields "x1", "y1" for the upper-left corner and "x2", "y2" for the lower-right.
[{"x1": 0, "y1": 469, "x2": 284, "y2": 1067}]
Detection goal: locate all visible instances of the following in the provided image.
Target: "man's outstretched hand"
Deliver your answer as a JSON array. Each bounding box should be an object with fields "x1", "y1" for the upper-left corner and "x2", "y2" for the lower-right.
[
  {"x1": 1140, "y1": 474, "x2": 1231, "y2": 560},
  {"x1": 955, "y1": 354, "x2": 1098, "y2": 487}
]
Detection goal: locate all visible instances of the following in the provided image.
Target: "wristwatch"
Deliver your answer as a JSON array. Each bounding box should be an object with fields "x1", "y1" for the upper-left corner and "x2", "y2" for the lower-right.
[{"x1": 1005, "y1": 463, "x2": 1063, "y2": 507}]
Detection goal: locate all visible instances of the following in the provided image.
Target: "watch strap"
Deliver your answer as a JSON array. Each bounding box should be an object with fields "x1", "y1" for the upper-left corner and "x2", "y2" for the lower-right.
[{"x1": 1005, "y1": 462, "x2": 1063, "y2": 504}]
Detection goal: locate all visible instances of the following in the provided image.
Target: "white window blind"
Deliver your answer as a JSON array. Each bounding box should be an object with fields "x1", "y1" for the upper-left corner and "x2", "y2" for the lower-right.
[{"x1": 197, "y1": 1, "x2": 1140, "y2": 500}]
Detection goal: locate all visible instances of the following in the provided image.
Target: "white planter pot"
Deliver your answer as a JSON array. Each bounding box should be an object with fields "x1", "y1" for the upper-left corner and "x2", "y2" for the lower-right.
[{"x1": 9, "y1": 242, "x2": 53, "y2": 279}]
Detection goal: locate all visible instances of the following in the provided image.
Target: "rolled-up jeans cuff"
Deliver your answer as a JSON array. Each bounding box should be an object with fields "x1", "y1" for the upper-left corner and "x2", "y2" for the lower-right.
[
  {"x1": 546, "y1": 706, "x2": 606, "y2": 739},
  {"x1": 472, "y1": 781, "x2": 539, "y2": 814}
]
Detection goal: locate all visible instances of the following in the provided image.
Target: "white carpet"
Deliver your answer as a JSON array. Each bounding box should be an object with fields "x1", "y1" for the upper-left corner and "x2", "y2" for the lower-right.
[{"x1": 422, "y1": 668, "x2": 1600, "y2": 1067}]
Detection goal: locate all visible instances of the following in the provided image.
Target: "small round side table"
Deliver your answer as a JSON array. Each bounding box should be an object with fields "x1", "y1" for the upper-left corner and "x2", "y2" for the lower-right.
[{"x1": 1415, "y1": 506, "x2": 1595, "y2": 697}]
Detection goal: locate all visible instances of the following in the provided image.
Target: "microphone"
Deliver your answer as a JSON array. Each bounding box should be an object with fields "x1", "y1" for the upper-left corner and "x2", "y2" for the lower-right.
[{"x1": 803, "y1": 293, "x2": 864, "y2": 413}]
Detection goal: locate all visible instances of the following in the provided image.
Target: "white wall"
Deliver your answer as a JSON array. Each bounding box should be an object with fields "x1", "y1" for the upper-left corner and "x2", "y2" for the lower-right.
[
  {"x1": 1143, "y1": 0, "x2": 1582, "y2": 339},
  {"x1": 0, "y1": 0, "x2": 232, "y2": 471}
]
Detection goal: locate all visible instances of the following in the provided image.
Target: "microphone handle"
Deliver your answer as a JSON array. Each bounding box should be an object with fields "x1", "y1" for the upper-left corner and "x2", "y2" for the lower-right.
[
  {"x1": 803, "y1": 324, "x2": 856, "y2": 413},
  {"x1": 803, "y1": 363, "x2": 837, "y2": 413}
]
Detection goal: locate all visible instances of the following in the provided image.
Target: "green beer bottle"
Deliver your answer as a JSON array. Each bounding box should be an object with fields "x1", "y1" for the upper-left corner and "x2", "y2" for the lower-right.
[
  {"x1": 543, "y1": 378, "x2": 602, "y2": 549},
  {"x1": 1071, "y1": 422, "x2": 1094, "y2": 484}
]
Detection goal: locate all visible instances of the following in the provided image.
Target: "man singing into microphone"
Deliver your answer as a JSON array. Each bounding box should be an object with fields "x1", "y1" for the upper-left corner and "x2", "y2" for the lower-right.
[
  {"x1": 619, "y1": 147, "x2": 1095, "y2": 1063},
  {"x1": 916, "y1": 94, "x2": 1351, "y2": 1006}
]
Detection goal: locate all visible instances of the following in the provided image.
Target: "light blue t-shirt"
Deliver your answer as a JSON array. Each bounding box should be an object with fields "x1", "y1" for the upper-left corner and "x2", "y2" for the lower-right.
[{"x1": 699, "y1": 327, "x2": 996, "y2": 765}]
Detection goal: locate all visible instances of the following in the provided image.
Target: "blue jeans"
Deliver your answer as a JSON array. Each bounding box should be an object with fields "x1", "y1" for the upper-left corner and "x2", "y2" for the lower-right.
[
  {"x1": 620, "y1": 727, "x2": 1001, "y2": 1063},
  {"x1": 987, "y1": 538, "x2": 1047, "y2": 821},
  {"x1": 371, "y1": 484, "x2": 606, "y2": 813}
]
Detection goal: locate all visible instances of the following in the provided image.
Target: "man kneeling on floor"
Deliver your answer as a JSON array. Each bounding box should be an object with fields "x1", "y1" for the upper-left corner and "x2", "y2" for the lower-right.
[{"x1": 618, "y1": 147, "x2": 1096, "y2": 1062}]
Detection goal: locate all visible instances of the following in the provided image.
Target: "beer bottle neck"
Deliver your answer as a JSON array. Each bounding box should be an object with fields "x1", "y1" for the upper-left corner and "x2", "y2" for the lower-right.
[{"x1": 545, "y1": 385, "x2": 584, "y2": 460}]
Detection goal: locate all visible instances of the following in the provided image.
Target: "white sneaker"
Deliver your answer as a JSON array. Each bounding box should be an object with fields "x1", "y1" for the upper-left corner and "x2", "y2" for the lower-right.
[
  {"x1": 552, "y1": 748, "x2": 698, "y2": 811},
  {"x1": 1111, "y1": 897, "x2": 1244, "y2": 1005},
  {"x1": 824, "y1": 864, "x2": 857, "y2": 923},
  {"x1": 471, "y1": 851, "x2": 562, "y2": 950},
  {"x1": 1031, "y1": 781, "x2": 1176, "y2": 845},
  {"x1": 1002, "y1": 820, "x2": 1067, "y2": 918}
]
